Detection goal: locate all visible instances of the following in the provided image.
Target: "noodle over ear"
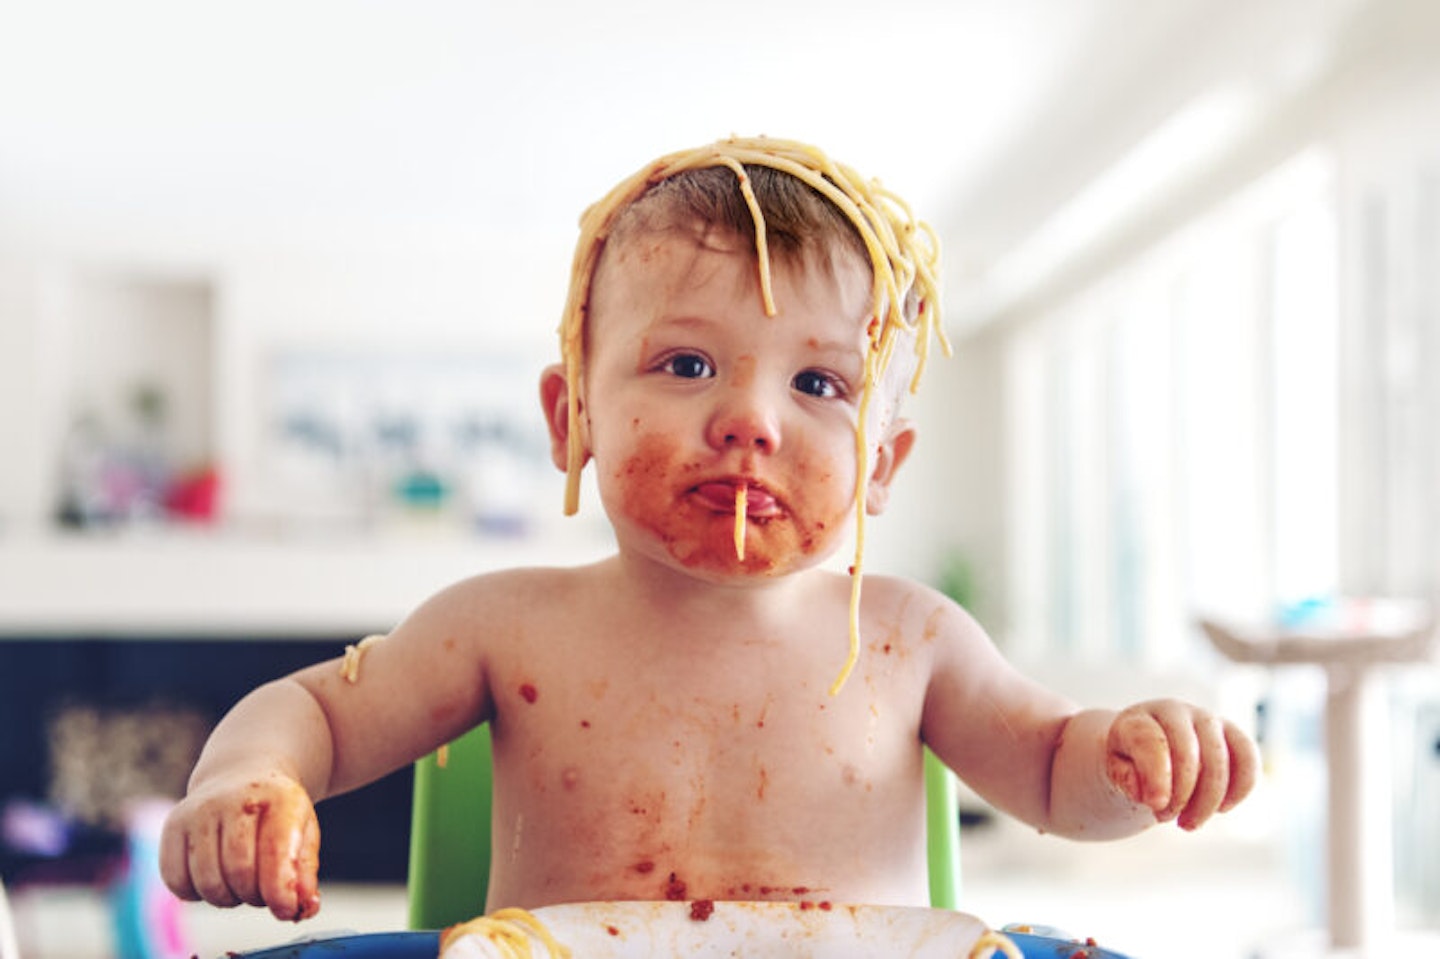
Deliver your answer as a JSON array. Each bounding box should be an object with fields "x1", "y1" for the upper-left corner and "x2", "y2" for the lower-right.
[{"x1": 558, "y1": 137, "x2": 946, "y2": 695}]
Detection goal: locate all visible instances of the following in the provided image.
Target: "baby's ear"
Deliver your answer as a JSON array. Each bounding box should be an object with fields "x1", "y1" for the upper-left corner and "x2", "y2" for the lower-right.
[
  {"x1": 539, "y1": 364, "x2": 588, "y2": 472},
  {"x1": 865, "y1": 418, "x2": 917, "y2": 516}
]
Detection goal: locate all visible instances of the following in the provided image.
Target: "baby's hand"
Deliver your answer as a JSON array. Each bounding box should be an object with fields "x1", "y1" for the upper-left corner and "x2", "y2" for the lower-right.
[
  {"x1": 1104, "y1": 699, "x2": 1258, "y2": 831},
  {"x1": 159, "y1": 770, "x2": 322, "y2": 922}
]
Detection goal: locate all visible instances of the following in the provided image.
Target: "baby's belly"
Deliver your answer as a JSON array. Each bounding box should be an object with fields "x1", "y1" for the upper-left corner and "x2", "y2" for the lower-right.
[
  {"x1": 486, "y1": 752, "x2": 929, "y2": 910},
  {"x1": 489, "y1": 838, "x2": 930, "y2": 912},
  {"x1": 485, "y1": 672, "x2": 930, "y2": 911}
]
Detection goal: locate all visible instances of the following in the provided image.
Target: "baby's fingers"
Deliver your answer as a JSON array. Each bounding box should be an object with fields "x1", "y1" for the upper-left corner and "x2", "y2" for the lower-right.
[
  {"x1": 257, "y1": 797, "x2": 322, "y2": 922},
  {"x1": 219, "y1": 800, "x2": 266, "y2": 907},
  {"x1": 1175, "y1": 714, "x2": 1231, "y2": 830},
  {"x1": 159, "y1": 812, "x2": 201, "y2": 903},
  {"x1": 1109, "y1": 703, "x2": 1262, "y2": 831},
  {"x1": 1219, "y1": 720, "x2": 1261, "y2": 813},
  {"x1": 1106, "y1": 710, "x2": 1170, "y2": 812},
  {"x1": 184, "y1": 814, "x2": 242, "y2": 908}
]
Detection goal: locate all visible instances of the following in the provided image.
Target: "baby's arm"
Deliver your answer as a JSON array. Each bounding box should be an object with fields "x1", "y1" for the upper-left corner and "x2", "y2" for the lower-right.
[
  {"x1": 1049, "y1": 701, "x2": 1258, "y2": 837},
  {"x1": 159, "y1": 574, "x2": 505, "y2": 920},
  {"x1": 918, "y1": 586, "x2": 1257, "y2": 840},
  {"x1": 158, "y1": 678, "x2": 332, "y2": 921}
]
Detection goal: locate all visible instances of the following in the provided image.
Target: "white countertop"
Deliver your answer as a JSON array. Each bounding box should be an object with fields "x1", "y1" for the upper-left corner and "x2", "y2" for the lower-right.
[{"x1": 0, "y1": 525, "x2": 612, "y2": 638}]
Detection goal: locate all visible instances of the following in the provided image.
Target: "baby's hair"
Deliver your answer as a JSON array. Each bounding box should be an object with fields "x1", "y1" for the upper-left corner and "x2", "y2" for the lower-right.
[
  {"x1": 607, "y1": 163, "x2": 869, "y2": 269},
  {"x1": 556, "y1": 136, "x2": 947, "y2": 693}
]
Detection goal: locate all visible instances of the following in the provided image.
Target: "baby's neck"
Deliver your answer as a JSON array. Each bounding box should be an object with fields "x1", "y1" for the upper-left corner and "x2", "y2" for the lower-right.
[{"x1": 606, "y1": 552, "x2": 833, "y2": 630}]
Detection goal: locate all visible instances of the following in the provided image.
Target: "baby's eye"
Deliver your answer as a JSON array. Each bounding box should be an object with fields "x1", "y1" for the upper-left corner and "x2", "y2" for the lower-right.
[
  {"x1": 659, "y1": 352, "x2": 714, "y2": 379},
  {"x1": 793, "y1": 369, "x2": 845, "y2": 399}
]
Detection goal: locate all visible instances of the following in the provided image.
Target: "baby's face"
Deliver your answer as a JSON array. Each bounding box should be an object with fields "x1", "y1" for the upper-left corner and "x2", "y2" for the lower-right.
[{"x1": 581, "y1": 229, "x2": 874, "y2": 582}]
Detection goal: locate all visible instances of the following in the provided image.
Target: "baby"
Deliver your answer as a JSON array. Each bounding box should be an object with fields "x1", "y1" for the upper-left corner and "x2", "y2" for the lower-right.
[{"x1": 159, "y1": 137, "x2": 1258, "y2": 924}]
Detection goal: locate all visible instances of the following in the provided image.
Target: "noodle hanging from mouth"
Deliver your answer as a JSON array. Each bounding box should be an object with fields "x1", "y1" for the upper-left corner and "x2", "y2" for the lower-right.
[
  {"x1": 558, "y1": 136, "x2": 945, "y2": 695},
  {"x1": 734, "y1": 485, "x2": 748, "y2": 560}
]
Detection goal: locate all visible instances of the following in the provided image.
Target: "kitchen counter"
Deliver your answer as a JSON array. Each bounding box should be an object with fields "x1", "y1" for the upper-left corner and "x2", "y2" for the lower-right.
[{"x1": 0, "y1": 525, "x2": 612, "y2": 638}]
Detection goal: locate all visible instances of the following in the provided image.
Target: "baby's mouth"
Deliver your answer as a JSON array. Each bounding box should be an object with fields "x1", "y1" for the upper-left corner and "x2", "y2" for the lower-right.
[{"x1": 692, "y1": 480, "x2": 779, "y2": 518}]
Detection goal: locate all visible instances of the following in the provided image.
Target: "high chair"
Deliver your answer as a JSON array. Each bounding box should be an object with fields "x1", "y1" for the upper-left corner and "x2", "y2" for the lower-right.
[{"x1": 406, "y1": 725, "x2": 962, "y2": 930}]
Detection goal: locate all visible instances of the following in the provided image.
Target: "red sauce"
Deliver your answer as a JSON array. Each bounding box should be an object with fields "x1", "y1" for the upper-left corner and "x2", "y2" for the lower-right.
[
  {"x1": 519, "y1": 683, "x2": 538, "y2": 703},
  {"x1": 633, "y1": 860, "x2": 655, "y2": 874},
  {"x1": 606, "y1": 926, "x2": 620, "y2": 936},
  {"x1": 617, "y1": 432, "x2": 847, "y2": 576},
  {"x1": 688, "y1": 899, "x2": 715, "y2": 921},
  {"x1": 818, "y1": 901, "x2": 832, "y2": 911},
  {"x1": 664, "y1": 872, "x2": 687, "y2": 900}
]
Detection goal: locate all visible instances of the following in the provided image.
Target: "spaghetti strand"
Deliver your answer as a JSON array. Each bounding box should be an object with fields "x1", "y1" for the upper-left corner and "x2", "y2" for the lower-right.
[{"x1": 734, "y1": 484, "x2": 748, "y2": 561}]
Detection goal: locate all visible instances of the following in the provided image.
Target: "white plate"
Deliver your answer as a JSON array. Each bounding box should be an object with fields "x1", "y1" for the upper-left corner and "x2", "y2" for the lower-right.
[{"x1": 440, "y1": 900, "x2": 1017, "y2": 958}]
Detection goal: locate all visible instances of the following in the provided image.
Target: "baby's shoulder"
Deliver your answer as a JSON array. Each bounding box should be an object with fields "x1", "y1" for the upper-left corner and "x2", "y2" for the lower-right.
[
  {"x1": 394, "y1": 561, "x2": 612, "y2": 641},
  {"x1": 861, "y1": 572, "x2": 989, "y2": 646},
  {"x1": 860, "y1": 571, "x2": 953, "y2": 620},
  {"x1": 455, "y1": 561, "x2": 597, "y2": 591}
]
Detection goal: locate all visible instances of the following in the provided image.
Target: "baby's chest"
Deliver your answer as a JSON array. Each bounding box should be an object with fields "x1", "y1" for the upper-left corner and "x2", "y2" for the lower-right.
[{"x1": 509, "y1": 679, "x2": 908, "y2": 814}]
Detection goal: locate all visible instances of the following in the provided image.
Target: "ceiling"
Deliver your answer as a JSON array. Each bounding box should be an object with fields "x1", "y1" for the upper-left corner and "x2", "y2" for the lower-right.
[{"x1": 0, "y1": 0, "x2": 1395, "y2": 302}]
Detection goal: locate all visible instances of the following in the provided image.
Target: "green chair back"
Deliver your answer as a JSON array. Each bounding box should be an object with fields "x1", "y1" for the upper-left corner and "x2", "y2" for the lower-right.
[{"x1": 407, "y1": 725, "x2": 961, "y2": 930}]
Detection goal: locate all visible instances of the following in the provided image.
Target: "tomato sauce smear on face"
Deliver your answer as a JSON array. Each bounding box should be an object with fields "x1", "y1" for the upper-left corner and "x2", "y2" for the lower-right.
[{"x1": 616, "y1": 433, "x2": 846, "y2": 576}]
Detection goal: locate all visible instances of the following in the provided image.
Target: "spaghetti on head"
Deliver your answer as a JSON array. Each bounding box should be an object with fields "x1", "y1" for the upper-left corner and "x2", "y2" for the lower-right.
[{"x1": 557, "y1": 136, "x2": 946, "y2": 694}]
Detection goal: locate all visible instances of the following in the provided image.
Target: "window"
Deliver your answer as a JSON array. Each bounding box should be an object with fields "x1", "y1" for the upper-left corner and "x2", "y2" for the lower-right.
[{"x1": 1002, "y1": 149, "x2": 1340, "y2": 665}]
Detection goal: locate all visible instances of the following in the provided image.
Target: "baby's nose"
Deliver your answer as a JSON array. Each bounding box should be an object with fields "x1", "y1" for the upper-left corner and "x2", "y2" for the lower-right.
[{"x1": 706, "y1": 392, "x2": 781, "y2": 453}]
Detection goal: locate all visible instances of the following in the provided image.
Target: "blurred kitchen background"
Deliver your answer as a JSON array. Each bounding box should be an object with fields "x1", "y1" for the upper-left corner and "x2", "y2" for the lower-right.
[{"x1": 2, "y1": 1, "x2": 1438, "y2": 957}]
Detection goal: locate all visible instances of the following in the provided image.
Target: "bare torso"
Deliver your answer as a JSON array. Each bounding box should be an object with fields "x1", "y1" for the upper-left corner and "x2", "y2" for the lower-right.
[
  {"x1": 479, "y1": 561, "x2": 938, "y2": 909},
  {"x1": 292, "y1": 553, "x2": 1070, "y2": 914}
]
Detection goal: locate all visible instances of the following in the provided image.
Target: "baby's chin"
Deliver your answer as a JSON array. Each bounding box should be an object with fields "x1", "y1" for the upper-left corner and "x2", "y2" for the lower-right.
[{"x1": 630, "y1": 514, "x2": 847, "y2": 580}]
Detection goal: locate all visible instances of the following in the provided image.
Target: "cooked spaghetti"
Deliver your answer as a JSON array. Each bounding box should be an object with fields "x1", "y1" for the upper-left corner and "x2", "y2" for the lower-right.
[
  {"x1": 339, "y1": 633, "x2": 386, "y2": 684},
  {"x1": 734, "y1": 484, "x2": 748, "y2": 560},
  {"x1": 968, "y1": 930, "x2": 1024, "y2": 959},
  {"x1": 440, "y1": 907, "x2": 572, "y2": 959},
  {"x1": 557, "y1": 136, "x2": 946, "y2": 695}
]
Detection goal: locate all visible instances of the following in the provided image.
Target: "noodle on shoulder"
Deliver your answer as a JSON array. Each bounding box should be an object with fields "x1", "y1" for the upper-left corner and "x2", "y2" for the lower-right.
[{"x1": 340, "y1": 633, "x2": 386, "y2": 684}]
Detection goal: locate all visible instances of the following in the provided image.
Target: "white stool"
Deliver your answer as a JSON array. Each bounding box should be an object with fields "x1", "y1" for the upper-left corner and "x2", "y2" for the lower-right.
[{"x1": 1200, "y1": 598, "x2": 1436, "y2": 956}]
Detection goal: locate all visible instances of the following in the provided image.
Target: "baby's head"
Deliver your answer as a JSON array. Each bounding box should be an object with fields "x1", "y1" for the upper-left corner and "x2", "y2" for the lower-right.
[
  {"x1": 554, "y1": 137, "x2": 945, "y2": 517},
  {"x1": 547, "y1": 137, "x2": 944, "y2": 693}
]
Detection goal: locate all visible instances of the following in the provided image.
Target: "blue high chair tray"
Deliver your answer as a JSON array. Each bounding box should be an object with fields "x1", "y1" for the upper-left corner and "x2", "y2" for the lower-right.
[
  {"x1": 235, "y1": 931, "x2": 438, "y2": 957},
  {"x1": 1005, "y1": 929, "x2": 1137, "y2": 958}
]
